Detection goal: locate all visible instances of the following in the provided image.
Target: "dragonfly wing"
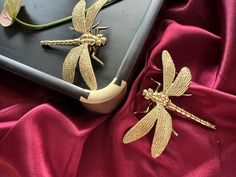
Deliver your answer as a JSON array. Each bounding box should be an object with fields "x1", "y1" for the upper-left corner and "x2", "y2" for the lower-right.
[
  {"x1": 85, "y1": 0, "x2": 108, "y2": 31},
  {"x1": 123, "y1": 105, "x2": 160, "y2": 144},
  {"x1": 166, "y1": 67, "x2": 192, "y2": 97},
  {"x1": 72, "y1": 0, "x2": 87, "y2": 33},
  {"x1": 79, "y1": 44, "x2": 97, "y2": 90},
  {"x1": 151, "y1": 106, "x2": 172, "y2": 158},
  {"x1": 62, "y1": 45, "x2": 84, "y2": 83},
  {"x1": 162, "y1": 50, "x2": 176, "y2": 92}
]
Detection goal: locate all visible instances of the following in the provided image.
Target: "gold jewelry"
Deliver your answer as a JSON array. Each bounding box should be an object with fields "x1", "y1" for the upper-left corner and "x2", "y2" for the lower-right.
[
  {"x1": 123, "y1": 50, "x2": 216, "y2": 158},
  {"x1": 41, "y1": 0, "x2": 109, "y2": 90}
]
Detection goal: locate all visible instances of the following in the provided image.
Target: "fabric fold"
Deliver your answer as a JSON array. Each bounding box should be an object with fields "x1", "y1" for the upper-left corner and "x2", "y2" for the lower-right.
[{"x1": 1, "y1": 0, "x2": 236, "y2": 176}]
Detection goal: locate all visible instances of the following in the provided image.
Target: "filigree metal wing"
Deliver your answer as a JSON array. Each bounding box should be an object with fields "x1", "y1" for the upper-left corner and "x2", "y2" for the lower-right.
[
  {"x1": 166, "y1": 67, "x2": 192, "y2": 97},
  {"x1": 72, "y1": 0, "x2": 87, "y2": 33},
  {"x1": 62, "y1": 45, "x2": 84, "y2": 83},
  {"x1": 123, "y1": 105, "x2": 160, "y2": 144},
  {"x1": 79, "y1": 44, "x2": 97, "y2": 90},
  {"x1": 162, "y1": 50, "x2": 176, "y2": 93},
  {"x1": 151, "y1": 105, "x2": 172, "y2": 158},
  {"x1": 85, "y1": 0, "x2": 108, "y2": 31}
]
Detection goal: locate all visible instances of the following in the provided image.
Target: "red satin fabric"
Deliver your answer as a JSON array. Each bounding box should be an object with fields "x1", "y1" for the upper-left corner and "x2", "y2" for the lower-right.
[{"x1": 1, "y1": 0, "x2": 236, "y2": 176}]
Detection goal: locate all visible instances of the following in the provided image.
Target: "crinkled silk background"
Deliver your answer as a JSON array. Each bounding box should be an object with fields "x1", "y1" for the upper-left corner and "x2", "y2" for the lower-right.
[{"x1": 0, "y1": 0, "x2": 236, "y2": 176}]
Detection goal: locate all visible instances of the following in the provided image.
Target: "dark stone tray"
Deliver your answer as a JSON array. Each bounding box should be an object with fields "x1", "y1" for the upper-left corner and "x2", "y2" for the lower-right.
[{"x1": 0, "y1": 0, "x2": 164, "y2": 113}]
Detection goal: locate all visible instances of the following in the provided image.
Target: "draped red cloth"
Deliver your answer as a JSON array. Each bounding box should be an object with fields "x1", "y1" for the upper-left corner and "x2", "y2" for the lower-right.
[{"x1": 1, "y1": 0, "x2": 236, "y2": 176}]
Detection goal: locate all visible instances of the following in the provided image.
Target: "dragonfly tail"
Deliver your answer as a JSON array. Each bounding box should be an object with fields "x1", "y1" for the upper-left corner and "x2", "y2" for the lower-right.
[
  {"x1": 167, "y1": 102, "x2": 216, "y2": 129},
  {"x1": 40, "y1": 39, "x2": 80, "y2": 46}
]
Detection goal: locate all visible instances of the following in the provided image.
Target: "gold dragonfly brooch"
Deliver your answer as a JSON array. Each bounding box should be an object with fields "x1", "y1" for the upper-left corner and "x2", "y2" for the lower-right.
[
  {"x1": 41, "y1": 0, "x2": 109, "y2": 90},
  {"x1": 123, "y1": 50, "x2": 216, "y2": 158}
]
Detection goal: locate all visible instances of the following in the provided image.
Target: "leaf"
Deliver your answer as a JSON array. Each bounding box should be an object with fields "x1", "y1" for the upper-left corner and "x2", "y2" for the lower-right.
[
  {"x1": 0, "y1": 9, "x2": 12, "y2": 27},
  {"x1": 0, "y1": 0, "x2": 22, "y2": 27},
  {"x1": 4, "y1": 0, "x2": 22, "y2": 18}
]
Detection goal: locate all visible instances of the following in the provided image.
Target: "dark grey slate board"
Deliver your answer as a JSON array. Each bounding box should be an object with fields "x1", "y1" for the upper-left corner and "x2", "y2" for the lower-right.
[{"x1": 0, "y1": 0, "x2": 164, "y2": 105}]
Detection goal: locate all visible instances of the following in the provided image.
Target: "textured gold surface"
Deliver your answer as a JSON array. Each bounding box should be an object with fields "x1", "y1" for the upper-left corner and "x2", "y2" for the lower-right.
[
  {"x1": 123, "y1": 50, "x2": 216, "y2": 158},
  {"x1": 123, "y1": 104, "x2": 172, "y2": 158},
  {"x1": 123, "y1": 106, "x2": 159, "y2": 144},
  {"x1": 151, "y1": 105, "x2": 172, "y2": 158},
  {"x1": 162, "y1": 50, "x2": 176, "y2": 92},
  {"x1": 62, "y1": 44, "x2": 85, "y2": 83},
  {"x1": 167, "y1": 102, "x2": 216, "y2": 129},
  {"x1": 85, "y1": 0, "x2": 108, "y2": 32},
  {"x1": 40, "y1": 0, "x2": 108, "y2": 90},
  {"x1": 166, "y1": 67, "x2": 191, "y2": 97},
  {"x1": 40, "y1": 39, "x2": 80, "y2": 46},
  {"x1": 72, "y1": 0, "x2": 86, "y2": 33},
  {"x1": 79, "y1": 44, "x2": 97, "y2": 90}
]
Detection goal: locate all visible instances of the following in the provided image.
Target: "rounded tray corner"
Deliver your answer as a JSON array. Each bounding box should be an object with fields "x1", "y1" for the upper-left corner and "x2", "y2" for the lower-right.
[{"x1": 79, "y1": 77, "x2": 127, "y2": 113}]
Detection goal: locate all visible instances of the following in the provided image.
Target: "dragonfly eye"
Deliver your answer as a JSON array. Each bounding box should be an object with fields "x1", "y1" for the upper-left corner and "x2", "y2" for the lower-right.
[
  {"x1": 148, "y1": 88, "x2": 153, "y2": 93},
  {"x1": 101, "y1": 37, "x2": 106, "y2": 45},
  {"x1": 96, "y1": 39, "x2": 102, "y2": 46},
  {"x1": 143, "y1": 89, "x2": 152, "y2": 100},
  {"x1": 143, "y1": 89, "x2": 147, "y2": 95}
]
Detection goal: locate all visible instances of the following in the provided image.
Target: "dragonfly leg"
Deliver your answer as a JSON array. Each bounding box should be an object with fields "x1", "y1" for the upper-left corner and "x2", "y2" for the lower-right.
[
  {"x1": 95, "y1": 26, "x2": 109, "y2": 35},
  {"x1": 92, "y1": 21, "x2": 101, "y2": 29},
  {"x1": 151, "y1": 78, "x2": 161, "y2": 92},
  {"x1": 134, "y1": 102, "x2": 153, "y2": 115},
  {"x1": 91, "y1": 49, "x2": 104, "y2": 66},
  {"x1": 182, "y1": 93, "x2": 192, "y2": 96},
  {"x1": 69, "y1": 26, "x2": 75, "y2": 31},
  {"x1": 172, "y1": 129, "x2": 178, "y2": 136}
]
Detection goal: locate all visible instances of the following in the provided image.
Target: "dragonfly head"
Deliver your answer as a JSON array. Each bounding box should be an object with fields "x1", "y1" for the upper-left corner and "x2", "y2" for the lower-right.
[
  {"x1": 96, "y1": 34, "x2": 107, "y2": 46},
  {"x1": 143, "y1": 88, "x2": 154, "y2": 100},
  {"x1": 143, "y1": 88, "x2": 169, "y2": 106}
]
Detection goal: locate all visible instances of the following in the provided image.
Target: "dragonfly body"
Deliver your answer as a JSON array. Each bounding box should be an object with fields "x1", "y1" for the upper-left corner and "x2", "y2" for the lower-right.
[
  {"x1": 143, "y1": 88, "x2": 170, "y2": 106},
  {"x1": 41, "y1": 33, "x2": 106, "y2": 47},
  {"x1": 143, "y1": 88, "x2": 216, "y2": 129},
  {"x1": 40, "y1": 0, "x2": 109, "y2": 90},
  {"x1": 123, "y1": 50, "x2": 216, "y2": 158}
]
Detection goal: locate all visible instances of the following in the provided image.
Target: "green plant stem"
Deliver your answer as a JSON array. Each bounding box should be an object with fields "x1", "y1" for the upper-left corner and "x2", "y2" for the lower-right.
[
  {"x1": 14, "y1": 0, "x2": 121, "y2": 30},
  {"x1": 15, "y1": 16, "x2": 72, "y2": 30}
]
